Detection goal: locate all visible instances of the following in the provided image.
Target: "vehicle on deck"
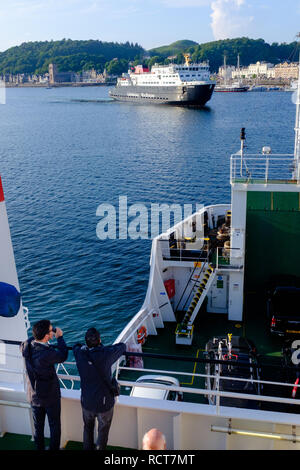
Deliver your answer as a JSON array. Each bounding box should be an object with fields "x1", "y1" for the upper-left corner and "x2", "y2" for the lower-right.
[
  {"x1": 268, "y1": 286, "x2": 300, "y2": 336},
  {"x1": 204, "y1": 335, "x2": 261, "y2": 408},
  {"x1": 130, "y1": 375, "x2": 183, "y2": 401}
]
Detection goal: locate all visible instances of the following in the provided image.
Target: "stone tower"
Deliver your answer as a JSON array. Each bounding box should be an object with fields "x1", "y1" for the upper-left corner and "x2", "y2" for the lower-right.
[{"x1": 49, "y1": 63, "x2": 57, "y2": 85}]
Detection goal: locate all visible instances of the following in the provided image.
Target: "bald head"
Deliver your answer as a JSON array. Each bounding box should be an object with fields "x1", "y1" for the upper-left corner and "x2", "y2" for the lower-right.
[{"x1": 142, "y1": 428, "x2": 166, "y2": 450}]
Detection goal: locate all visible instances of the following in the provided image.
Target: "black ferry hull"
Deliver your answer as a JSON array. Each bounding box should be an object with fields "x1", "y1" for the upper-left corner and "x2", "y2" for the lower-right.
[{"x1": 109, "y1": 83, "x2": 215, "y2": 106}]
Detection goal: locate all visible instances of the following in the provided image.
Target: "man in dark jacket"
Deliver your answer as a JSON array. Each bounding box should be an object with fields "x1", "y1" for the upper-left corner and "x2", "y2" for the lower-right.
[
  {"x1": 21, "y1": 319, "x2": 68, "y2": 451},
  {"x1": 73, "y1": 327, "x2": 126, "y2": 450}
]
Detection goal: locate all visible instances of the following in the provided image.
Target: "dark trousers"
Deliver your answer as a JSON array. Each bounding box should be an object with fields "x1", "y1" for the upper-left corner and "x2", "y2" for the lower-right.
[
  {"x1": 31, "y1": 401, "x2": 61, "y2": 451},
  {"x1": 82, "y1": 406, "x2": 114, "y2": 450}
]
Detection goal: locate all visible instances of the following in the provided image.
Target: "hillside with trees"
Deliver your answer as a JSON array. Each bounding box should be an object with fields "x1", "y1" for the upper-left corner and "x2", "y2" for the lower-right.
[
  {"x1": 188, "y1": 38, "x2": 298, "y2": 71},
  {"x1": 148, "y1": 38, "x2": 299, "y2": 72},
  {"x1": 0, "y1": 39, "x2": 144, "y2": 75},
  {"x1": 149, "y1": 40, "x2": 198, "y2": 58},
  {"x1": 0, "y1": 37, "x2": 298, "y2": 76}
]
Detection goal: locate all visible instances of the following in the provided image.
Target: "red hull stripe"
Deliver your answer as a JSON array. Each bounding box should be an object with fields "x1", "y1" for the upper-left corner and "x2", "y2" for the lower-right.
[{"x1": 0, "y1": 177, "x2": 4, "y2": 202}]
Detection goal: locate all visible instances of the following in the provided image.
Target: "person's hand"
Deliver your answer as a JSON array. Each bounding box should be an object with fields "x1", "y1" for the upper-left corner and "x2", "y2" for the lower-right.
[{"x1": 55, "y1": 327, "x2": 63, "y2": 338}]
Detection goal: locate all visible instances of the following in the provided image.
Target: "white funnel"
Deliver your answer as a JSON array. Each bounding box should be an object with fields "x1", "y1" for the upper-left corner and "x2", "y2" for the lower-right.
[{"x1": 0, "y1": 176, "x2": 28, "y2": 383}]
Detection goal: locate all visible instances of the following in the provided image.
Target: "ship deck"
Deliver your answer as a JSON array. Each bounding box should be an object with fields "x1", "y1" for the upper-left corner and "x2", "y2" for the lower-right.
[
  {"x1": 0, "y1": 432, "x2": 131, "y2": 451},
  {"x1": 1, "y1": 294, "x2": 298, "y2": 451},
  {"x1": 118, "y1": 292, "x2": 300, "y2": 414}
]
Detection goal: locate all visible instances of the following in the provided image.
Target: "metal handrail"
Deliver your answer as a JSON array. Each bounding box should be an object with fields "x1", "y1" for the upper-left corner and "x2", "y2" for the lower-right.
[
  {"x1": 116, "y1": 380, "x2": 300, "y2": 408},
  {"x1": 174, "y1": 250, "x2": 211, "y2": 314},
  {"x1": 0, "y1": 342, "x2": 299, "y2": 371},
  {"x1": 2, "y1": 364, "x2": 300, "y2": 395},
  {"x1": 2, "y1": 359, "x2": 300, "y2": 413},
  {"x1": 216, "y1": 246, "x2": 243, "y2": 270},
  {"x1": 0, "y1": 399, "x2": 31, "y2": 409},
  {"x1": 117, "y1": 365, "x2": 300, "y2": 390},
  {"x1": 230, "y1": 154, "x2": 299, "y2": 184},
  {"x1": 56, "y1": 363, "x2": 75, "y2": 390},
  {"x1": 1, "y1": 342, "x2": 299, "y2": 372},
  {"x1": 159, "y1": 239, "x2": 209, "y2": 263}
]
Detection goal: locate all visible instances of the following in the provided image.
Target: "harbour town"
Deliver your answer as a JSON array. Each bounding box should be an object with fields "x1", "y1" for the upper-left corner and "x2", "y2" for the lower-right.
[{"x1": 1, "y1": 58, "x2": 299, "y2": 88}]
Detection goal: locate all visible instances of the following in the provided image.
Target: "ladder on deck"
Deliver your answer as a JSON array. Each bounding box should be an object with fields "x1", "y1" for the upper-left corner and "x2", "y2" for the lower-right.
[{"x1": 181, "y1": 264, "x2": 216, "y2": 326}]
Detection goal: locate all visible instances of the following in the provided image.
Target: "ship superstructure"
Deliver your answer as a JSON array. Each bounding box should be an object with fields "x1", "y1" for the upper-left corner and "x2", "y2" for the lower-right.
[{"x1": 109, "y1": 54, "x2": 215, "y2": 106}]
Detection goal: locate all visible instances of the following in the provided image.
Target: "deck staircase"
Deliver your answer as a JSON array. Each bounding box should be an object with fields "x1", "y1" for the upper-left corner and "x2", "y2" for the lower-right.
[{"x1": 181, "y1": 263, "x2": 215, "y2": 326}]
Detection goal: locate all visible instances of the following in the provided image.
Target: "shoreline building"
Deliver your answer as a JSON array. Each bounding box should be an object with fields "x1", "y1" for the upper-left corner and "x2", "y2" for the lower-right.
[
  {"x1": 49, "y1": 63, "x2": 77, "y2": 84},
  {"x1": 229, "y1": 61, "x2": 299, "y2": 81},
  {"x1": 274, "y1": 62, "x2": 299, "y2": 80},
  {"x1": 0, "y1": 72, "x2": 49, "y2": 85},
  {"x1": 49, "y1": 63, "x2": 111, "y2": 84},
  {"x1": 232, "y1": 61, "x2": 275, "y2": 80}
]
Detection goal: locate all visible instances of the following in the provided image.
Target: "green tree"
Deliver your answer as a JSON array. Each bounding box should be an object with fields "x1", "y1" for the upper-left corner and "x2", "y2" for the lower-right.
[{"x1": 105, "y1": 58, "x2": 129, "y2": 75}]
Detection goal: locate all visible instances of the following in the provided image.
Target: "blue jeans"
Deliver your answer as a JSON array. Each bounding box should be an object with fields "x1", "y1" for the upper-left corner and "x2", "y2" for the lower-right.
[
  {"x1": 82, "y1": 406, "x2": 114, "y2": 450},
  {"x1": 31, "y1": 401, "x2": 61, "y2": 451}
]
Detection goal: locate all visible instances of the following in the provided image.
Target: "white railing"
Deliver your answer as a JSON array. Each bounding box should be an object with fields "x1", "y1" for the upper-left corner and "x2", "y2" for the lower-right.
[
  {"x1": 230, "y1": 154, "x2": 300, "y2": 184},
  {"x1": 216, "y1": 246, "x2": 243, "y2": 270},
  {"x1": 56, "y1": 362, "x2": 76, "y2": 390},
  {"x1": 3, "y1": 357, "x2": 300, "y2": 417},
  {"x1": 115, "y1": 364, "x2": 300, "y2": 415},
  {"x1": 45, "y1": 360, "x2": 300, "y2": 416},
  {"x1": 159, "y1": 238, "x2": 210, "y2": 263}
]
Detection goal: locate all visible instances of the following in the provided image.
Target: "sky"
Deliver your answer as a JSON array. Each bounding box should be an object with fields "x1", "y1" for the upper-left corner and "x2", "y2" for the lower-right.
[{"x1": 0, "y1": 0, "x2": 300, "y2": 51}]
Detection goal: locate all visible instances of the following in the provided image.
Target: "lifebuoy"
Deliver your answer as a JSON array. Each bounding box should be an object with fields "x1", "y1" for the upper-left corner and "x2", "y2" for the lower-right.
[{"x1": 137, "y1": 326, "x2": 147, "y2": 345}]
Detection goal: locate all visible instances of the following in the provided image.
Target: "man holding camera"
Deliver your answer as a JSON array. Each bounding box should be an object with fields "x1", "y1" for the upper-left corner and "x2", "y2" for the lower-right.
[
  {"x1": 73, "y1": 327, "x2": 126, "y2": 450},
  {"x1": 21, "y1": 319, "x2": 68, "y2": 451}
]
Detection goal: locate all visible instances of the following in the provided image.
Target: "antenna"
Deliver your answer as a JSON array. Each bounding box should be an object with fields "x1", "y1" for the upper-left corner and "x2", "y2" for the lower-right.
[
  {"x1": 240, "y1": 127, "x2": 246, "y2": 153},
  {"x1": 240, "y1": 127, "x2": 246, "y2": 176},
  {"x1": 293, "y1": 32, "x2": 300, "y2": 180}
]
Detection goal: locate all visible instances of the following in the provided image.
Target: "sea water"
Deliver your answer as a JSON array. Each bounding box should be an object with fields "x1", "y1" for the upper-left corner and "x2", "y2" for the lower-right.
[{"x1": 0, "y1": 86, "x2": 295, "y2": 345}]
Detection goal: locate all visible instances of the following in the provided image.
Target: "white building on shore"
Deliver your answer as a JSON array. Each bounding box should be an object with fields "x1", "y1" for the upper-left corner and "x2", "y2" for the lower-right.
[
  {"x1": 232, "y1": 61, "x2": 275, "y2": 79},
  {"x1": 218, "y1": 65, "x2": 236, "y2": 82}
]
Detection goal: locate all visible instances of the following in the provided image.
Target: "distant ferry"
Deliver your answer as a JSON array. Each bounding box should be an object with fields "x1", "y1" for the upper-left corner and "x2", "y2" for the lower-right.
[
  {"x1": 109, "y1": 54, "x2": 215, "y2": 106},
  {"x1": 215, "y1": 81, "x2": 249, "y2": 93},
  {"x1": 249, "y1": 85, "x2": 268, "y2": 92}
]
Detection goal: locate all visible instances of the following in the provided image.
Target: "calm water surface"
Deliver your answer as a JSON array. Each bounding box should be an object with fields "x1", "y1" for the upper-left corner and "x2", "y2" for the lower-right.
[{"x1": 0, "y1": 86, "x2": 295, "y2": 345}]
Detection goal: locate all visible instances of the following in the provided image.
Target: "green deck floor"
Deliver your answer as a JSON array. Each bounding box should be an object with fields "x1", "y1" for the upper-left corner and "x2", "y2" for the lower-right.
[
  {"x1": 120, "y1": 312, "x2": 252, "y2": 403},
  {"x1": 0, "y1": 432, "x2": 131, "y2": 451},
  {"x1": 119, "y1": 292, "x2": 297, "y2": 410}
]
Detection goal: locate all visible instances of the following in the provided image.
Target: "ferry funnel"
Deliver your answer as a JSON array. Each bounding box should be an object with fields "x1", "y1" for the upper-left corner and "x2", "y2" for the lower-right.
[{"x1": 0, "y1": 176, "x2": 28, "y2": 382}]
